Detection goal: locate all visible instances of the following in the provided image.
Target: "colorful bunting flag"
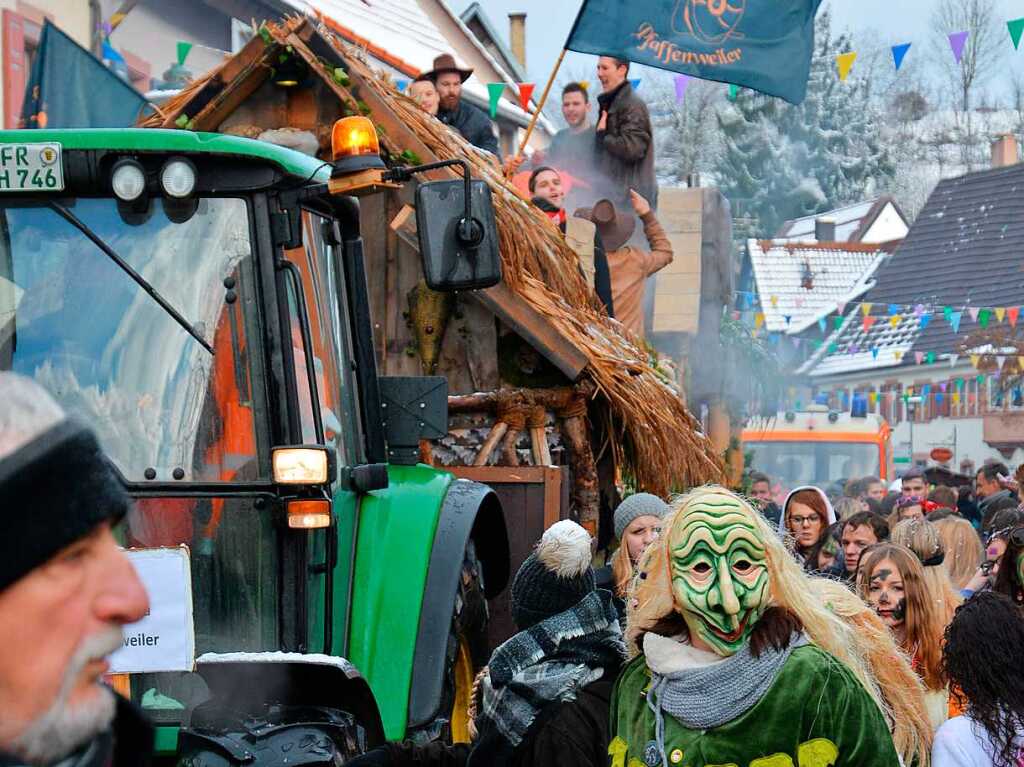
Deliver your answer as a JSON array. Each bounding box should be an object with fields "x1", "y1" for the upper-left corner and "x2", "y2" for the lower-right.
[
  {"x1": 728, "y1": 84, "x2": 739, "y2": 101},
  {"x1": 837, "y1": 301, "x2": 847, "y2": 315},
  {"x1": 943, "y1": 306, "x2": 953, "y2": 323},
  {"x1": 979, "y1": 308, "x2": 992, "y2": 328},
  {"x1": 969, "y1": 307, "x2": 980, "y2": 322},
  {"x1": 784, "y1": 315, "x2": 792, "y2": 325},
  {"x1": 997, "y1": 354, "x2": 1007, "y2": 369},
  {"x1": 828, "y1": 342, "x2": 838, "y2": 353},
  {"x1": 1009, "y1": 18, "x2": 1024, "y2": 50},
  {"x1": 833, "y1": 316, "x2": 844, "y2": 330},
  {"x1": 770, "y1": 295, "x2": 779, "y2": 308},
  {"x1": 894, "y1": 350, "x2": 904, "y2": 362},
  {"x1": 579, "y1": 80, "x2": 591, "y2": 92},
  {"x1": 176, "y1": 41, "x2": 193, "y2": 66},
  {"x1": 970, "y1": 354, "x2": 981, "y2": 368},
  {"x1": 949, "y1": 31, "x2": 969, "y2": 64},
  {"x1": 953, "y1": 392, "x2": 961, "y2": 405},
  {"x1": 926, "y1": 351, "x2": 936, "y2": 364},
  {"x1": 915, "y1": 352, "x2": 925, "y2": 365},
  {"x1": 861, "y1": 302, "x2": 873, "y2": 316},
  {"x1": 517, "y1": 83, "x2": 536, "y2": 112},
  {"x1": 674, "y1": 74, "x2": 690, "y2": 103},
  {"x1": 629, "y1": 78, "x2": 641, "y2": 91},
  {"x1": 396, "y1": 79, "x2": 409, "y2": 92},
  {"x1": 996, "y1": 307, "x2": 1007, "y2": 323},
  {"x1": 887, "y1": 303, "x2": 900, "y2": 316},
  {"x1": 755, "y1": 312, "x2": 765, "y2": 329},
  {"x1": 920, "y1": 313, "x2": 932, "y2": 329},
  {"x1": 890, "y1": 314, "x2": 901, "y2": 328},
  {"x1": 950, "y1": 311, "x2": 963, "y2": 334},
  {"x1": 1019, "y1": 356, "x2": 1024, "y2": 369},
  {"x1": 862, "y1": 316, "x2": 878, "y2": 332},
  {"x1": 871, "y1": 347, "x2": 879, "y2": 359},
  {"x1": 1009, "y1": 307, "x2": 1020, "y2": 327},
  {"x1": 892, "y1": 43, "x2": 912, "y2": 71},
  {"x1": 837, "y1": 52, "x2": 857, "y2": 81},
  {"x1": 818, "y1": 318, "x2": 827, "y2": 333},
  {"x1": 486, "y1": 82, "x2": 505, "y2": 118},
  {"x1": 950, "y1": 354, "x2": 960, "y2": 368}
]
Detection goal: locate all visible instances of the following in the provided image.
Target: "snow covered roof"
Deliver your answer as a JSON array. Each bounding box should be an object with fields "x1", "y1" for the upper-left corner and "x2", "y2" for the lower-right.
[
  {"x1": 800, "y1": 160, "x2": 1024, "y2": 379},
  {"x1": 776, "y1": 197, "x2": 907, "y2": 244},
  {"x1": 797, "y1": 307, "x2": 922, "y2": 378},
  {"x1": 284, "y1": 0, "x2": 554, "y2": 134},
  {"x1": 747, "y1": 240, "x2": 894, "y2": 334}
]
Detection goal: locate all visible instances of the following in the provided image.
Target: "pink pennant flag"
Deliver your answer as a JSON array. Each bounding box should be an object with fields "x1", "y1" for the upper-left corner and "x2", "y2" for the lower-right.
[
  {"x1": 836, "y1": 301, "x2": 847, "y2": 315},
  {"x1": 949, "y1": 31, "x2": 969, "y2": 64},
  {"x1": 969, "y1": 307, "x2": 980, "y2": 322},
  {"x1": 915, "y1": 352, "x2": 925, "y2": 365}
]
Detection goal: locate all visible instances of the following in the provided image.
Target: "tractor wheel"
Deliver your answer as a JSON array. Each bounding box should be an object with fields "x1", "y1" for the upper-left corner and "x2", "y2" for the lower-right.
[{"x1": 441, "y1": 539, "x2": 490, "y2": 743}]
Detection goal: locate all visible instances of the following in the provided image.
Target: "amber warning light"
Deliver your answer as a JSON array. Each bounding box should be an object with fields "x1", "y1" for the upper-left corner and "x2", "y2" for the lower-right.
[{"x1": 328, "y1": 116, "x2": 399, "y2": 196}]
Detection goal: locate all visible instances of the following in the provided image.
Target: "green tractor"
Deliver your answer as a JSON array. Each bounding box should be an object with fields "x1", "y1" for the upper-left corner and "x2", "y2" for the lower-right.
[{"x1": 0, "y1": 126, "x2": 510, "y2": 761}]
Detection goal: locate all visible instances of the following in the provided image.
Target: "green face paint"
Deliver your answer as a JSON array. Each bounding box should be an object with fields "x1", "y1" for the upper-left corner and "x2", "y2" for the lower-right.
[{"x1": 668, "y1": 498, "x2": 770, "y2": 656}]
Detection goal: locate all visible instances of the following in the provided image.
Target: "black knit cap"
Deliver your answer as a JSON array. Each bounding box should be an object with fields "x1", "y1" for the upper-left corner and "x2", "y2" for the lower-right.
[
  {"x1": 0, "y1": 418, "x2": 130, "y2": 592},
  {"x1": 510, "y1": 520, "x2": 596, "y2": 630}
]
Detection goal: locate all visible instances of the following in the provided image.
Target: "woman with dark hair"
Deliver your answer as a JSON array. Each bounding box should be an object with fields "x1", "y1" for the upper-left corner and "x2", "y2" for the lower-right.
[
  {"x1": 990, "y1": 525, "x2": 1024, "y2": 607},
  {"x1": 803, "y1": 521, "x2": 843, "y2": 576},
  {"x1": 933, "y1": 591, "x2": 1024, "y2": 767},
  {"x1": 778, "y1": 486, "x2": 836, "y2": 566}
]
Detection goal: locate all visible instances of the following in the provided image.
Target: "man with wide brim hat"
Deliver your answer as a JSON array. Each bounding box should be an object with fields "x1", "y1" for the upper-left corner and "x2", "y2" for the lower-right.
[
  {"x1": 575, "y1": 190, "x2": 673, "y2": 338},
  {"x1": 421, "y1": 53, "x2": 498, "y2": 156}
]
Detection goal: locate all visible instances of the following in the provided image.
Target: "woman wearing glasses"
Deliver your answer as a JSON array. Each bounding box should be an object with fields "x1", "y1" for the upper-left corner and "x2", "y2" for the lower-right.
[{"x1": 778, "y1": 486, "x2": 836, "y2": 569}]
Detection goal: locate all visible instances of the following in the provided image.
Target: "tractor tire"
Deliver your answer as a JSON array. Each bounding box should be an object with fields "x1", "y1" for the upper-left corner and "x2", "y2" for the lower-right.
[{"x1": 440, "y1": 539, "x2": 490, "y2": 743}]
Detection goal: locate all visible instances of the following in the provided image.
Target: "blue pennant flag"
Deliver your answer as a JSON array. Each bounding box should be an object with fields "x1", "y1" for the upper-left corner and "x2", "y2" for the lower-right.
[
  {"x1": 891, "y1": 43, "x2": 911, "y2": 71},
  {"x1": 818, "y1": 317, "x2": 826, "y2": 333},
  {"x1": 920, "y1": 313, "x2": 931, "y2": 329},
  {"x1": 871, "y1": 347, "x2": 879, "y2": 359},
  {"x1": 950, "y1": 311, "x2": 963, "y2": 334},
  {"x1": 887, "y1": 303, "x2": 900, "y2": 316},
  {"x1": 564, "y1": 0, "x2": 824, "y2": 104}
]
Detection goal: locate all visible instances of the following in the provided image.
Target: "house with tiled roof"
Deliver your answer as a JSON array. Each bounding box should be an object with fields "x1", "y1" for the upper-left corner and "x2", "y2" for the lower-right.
[
  {"x1": 798, "y1": 136, "x2": 1024, "y2": 470},
  {"x1": 283, "y1": 0, "x2": 555, "y2": 155},
  {"x1": 776, "y1": 196, "x2": 909, "y2": 244}
]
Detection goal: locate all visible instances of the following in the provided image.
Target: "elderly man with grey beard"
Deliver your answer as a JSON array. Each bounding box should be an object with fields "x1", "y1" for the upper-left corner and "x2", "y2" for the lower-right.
[{"x1": 0, "y1": 373, "x2": 151, "y2": 767}]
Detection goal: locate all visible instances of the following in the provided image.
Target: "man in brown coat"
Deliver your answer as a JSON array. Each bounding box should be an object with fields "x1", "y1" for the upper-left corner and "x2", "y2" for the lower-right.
[
  {"x1": 594, "y1": 57, "x2": 656, "y2": 208},
  {"x1": 576, "y1": 190, "x2": 672, "y2": 338}
]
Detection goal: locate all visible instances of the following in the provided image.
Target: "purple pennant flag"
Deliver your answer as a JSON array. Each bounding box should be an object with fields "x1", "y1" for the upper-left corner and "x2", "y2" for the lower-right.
[
  {"x1": 949, "y1": 31, "x2": 969, "y2": 64},
  {"x1": 674, "y1": 74, "x2": 690, "y2": 103}
]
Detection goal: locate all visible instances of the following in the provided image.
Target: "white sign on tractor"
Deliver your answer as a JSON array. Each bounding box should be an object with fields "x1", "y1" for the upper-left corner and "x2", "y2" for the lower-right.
[{"x1": 109, "y1": 546, "x2": 195, "y2": 674}]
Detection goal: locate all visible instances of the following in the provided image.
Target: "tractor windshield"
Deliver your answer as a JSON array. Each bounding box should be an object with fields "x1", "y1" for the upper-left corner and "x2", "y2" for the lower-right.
[{"x1": 0, "y1": 196, "x2": 266, "y2": 482}]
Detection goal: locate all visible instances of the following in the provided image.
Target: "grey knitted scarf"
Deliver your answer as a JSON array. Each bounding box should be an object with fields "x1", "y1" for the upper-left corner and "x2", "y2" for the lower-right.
[{"x1": 646, "y1": 633, "x2": 808, "y2": 767}]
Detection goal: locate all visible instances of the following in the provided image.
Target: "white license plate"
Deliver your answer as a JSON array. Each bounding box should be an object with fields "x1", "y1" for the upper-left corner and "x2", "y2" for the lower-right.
[{"x1": 0, "y1": 143, "x2": 63, "y2": 192}]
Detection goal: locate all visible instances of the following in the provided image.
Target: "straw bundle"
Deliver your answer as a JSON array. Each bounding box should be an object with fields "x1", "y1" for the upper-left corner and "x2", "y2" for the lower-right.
[{"x1": 142, "y1": 18, "x2": 724, "y2": 493}]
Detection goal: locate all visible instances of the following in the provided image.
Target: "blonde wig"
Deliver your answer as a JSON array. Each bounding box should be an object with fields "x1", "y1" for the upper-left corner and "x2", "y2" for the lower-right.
[
  {"x1": 891, "y1": 518, "x2": 961, "y2": 626},
  {"x1": 934, "y1": 516, "x2": 984, "y2": 590},
  {"x1": 857, "y1": 544, "x2": 948, "y2": 692},
  {"x1": 627, "y1": 486, "x2": 922, "y2": 762},
  {"x1": 810, "y1": 579, "x2": 932, "y2": 765}
]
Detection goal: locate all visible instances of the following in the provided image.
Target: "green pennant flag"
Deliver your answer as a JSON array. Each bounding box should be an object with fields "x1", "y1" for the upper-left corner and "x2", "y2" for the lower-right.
[
  {"x1": 979, "y1": 308, "x2": 992, "y2": 328},
  {"x1": 1009, "y1": 18, "x2": 1024, "y2": 50},
  {"x1": 833, "y1": 316, "x2": 843, "y2": 330},
  {"x1": 486, "y1": 82, "x2": 505, "y2": 119},
  {"x1": 828, "y1": 342, "x2": 838, "y2": 353},
  {"x1": 728, "y1": 84, "x2": 739, "y2": 101},
  {"x1": 177, "y1": 41, "x2": 193, "y2": 66},
  {"x1": 926, "y1": 351, "x2": 936, "y2": 364},
  {"x1": 943, "y1": 306, "x2": 953, "y2": 322}
]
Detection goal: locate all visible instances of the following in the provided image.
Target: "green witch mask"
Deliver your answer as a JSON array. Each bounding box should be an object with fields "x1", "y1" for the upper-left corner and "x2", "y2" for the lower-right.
[{"x1": 668, "y1": 497, "x2": 770, "y2": 656}]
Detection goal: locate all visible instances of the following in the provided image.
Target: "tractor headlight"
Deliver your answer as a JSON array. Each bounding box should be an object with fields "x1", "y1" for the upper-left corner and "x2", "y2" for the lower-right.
[
  {"x1": 111, "y1": 159, "x2": 146, "y2": 202},
  {"x1": 160, "y1": 157, "x2": 197, "y2": 198},
  {"x1": 272, "y1": 446, "x2": 329, "y2": 485}
]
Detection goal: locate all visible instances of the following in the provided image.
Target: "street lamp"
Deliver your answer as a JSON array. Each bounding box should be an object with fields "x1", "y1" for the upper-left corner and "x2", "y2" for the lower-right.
[{"x1": 907, "y1": 395, "x2": 923, "y2": 464}]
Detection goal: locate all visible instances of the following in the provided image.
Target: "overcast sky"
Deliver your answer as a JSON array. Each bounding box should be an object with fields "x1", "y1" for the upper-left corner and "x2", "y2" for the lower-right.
[{"x1": 450, "y1": 0, "x2": 1024, "y2": 102}]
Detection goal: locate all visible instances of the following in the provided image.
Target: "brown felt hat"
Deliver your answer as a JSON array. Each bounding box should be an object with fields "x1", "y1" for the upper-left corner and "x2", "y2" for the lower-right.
[
  {"x1": 421, "y1": 53, "x2": 473, "y2": 83},
  {"x1": 574, "y1": 199, "x2": 636, "y2": 251}
]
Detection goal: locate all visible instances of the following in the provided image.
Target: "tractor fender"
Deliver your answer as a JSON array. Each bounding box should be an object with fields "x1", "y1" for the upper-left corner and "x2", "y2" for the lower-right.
[
  {"x1": 406, "y1": 479, "x2": 509, "y2": 729},
  {"x1": 190, "y1": 652, "x2": 385, "y2": 747}
]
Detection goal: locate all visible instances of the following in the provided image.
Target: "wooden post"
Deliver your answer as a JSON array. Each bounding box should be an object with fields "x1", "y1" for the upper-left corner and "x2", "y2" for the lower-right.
[
  {"x1": 528, "y1": 405, "x2": 551, "y2": 466},
  {"x1": 512, "y1": 48, "x2": 567, "y2": 162},
  {"x1": 500, "y1": 426, "x2": 521, "y2": 466},
  {"x1": 474, "y1": 421, "x2": 508, "y2": 466},
  {"x1": 558, "y1": 394, "x2": 599, "y2": 529}
]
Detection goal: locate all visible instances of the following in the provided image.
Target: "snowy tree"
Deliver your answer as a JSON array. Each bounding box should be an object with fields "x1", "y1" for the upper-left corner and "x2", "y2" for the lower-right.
[
  {"x1": 713, "y1": 11, "x2": 896, "y2": 238},
  {"x1": 652, "y1": 76, "x2": 723, "y2": 186}
]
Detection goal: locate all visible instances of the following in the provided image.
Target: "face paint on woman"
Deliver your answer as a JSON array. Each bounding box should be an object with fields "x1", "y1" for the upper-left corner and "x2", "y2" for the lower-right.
[
  {"x1": 668, "y1": 497, "x2": 770, "y2": 657},
  {"x1": 867, "y1": 559, "x2": 906, "y2": 633}
]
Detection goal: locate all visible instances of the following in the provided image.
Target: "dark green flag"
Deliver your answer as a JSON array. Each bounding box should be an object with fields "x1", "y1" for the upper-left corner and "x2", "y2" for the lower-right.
[
  {"x1": 21, "y1": 20, "x2": 147, "y2": 129},
  {"x1": 565, "y1": 0, "x2": 823, "y2": 104}
]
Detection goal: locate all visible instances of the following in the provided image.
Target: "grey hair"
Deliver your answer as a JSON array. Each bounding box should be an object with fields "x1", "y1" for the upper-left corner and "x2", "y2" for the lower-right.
[{"x1": 0, "y1": 372, "x2": 65, "y2": 460}]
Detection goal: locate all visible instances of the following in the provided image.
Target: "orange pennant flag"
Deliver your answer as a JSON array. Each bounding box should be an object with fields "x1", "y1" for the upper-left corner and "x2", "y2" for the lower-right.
[{"x1": 517, "y1": 83, "x2": 536, "y2": 112}]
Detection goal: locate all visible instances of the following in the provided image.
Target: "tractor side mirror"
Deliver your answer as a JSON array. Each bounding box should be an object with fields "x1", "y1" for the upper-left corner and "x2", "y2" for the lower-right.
[{"x1": 415, "y1": 179, "x2": 501, "y2": 292}]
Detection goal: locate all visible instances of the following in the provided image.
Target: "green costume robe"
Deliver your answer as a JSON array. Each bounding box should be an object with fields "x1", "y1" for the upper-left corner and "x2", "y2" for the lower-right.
[{"x1": 609, "y1": 643, "x2": 899, "y2": 767}]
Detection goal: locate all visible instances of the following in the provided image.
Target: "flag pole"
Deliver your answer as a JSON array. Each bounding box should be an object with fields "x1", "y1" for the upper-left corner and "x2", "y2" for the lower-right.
[{"x1": 512, "y1": 47, "x2": 567, "y2": 163}]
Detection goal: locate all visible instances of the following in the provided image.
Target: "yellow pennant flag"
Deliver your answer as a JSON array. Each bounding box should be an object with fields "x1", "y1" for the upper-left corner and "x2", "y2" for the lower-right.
[
  {"x1": 755, "y1": 312, "x2": 765, "y2": 329},
  {"x1": 1018, "y1": 355, "x2": 1024, "y2": 370},
  {"x1": 770, "y1": 295, "x2": 779, "y2": 308},
  {"x1": 889, "y1": 314, "x2": 901, "y2": 328},
  {"x1": 970, "y1": 354, "x2": 981, "y2": 368},
  {"x1": 861, "y1": 302, "x2": 873, "y2": 316},
  {"x1": 894, "y1": 350, "x2": 904, "y2": 362},
  {"x1": 837, "y1": 51, "x2": 857, "y2": 82},
  {"x1": 953, "y1": 392, "x2": 961, "y2": 405},
  {"x1": 996, "y1": 307, "x2": 1007, "y2": 323},
  {"x1": 869, "y1": 392, "x2": 878, "y2": 405}
]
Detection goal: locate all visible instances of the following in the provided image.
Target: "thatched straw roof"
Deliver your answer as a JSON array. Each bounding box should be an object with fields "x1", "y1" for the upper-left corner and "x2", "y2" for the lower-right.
[{"x1": 140, "y1": 17, "x2": 724, "y2": 494}]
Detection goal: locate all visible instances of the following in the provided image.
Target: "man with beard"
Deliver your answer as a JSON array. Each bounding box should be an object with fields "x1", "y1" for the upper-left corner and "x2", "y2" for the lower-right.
[
  {"x1": 423, "y1": 54, "x2": 498, "y2": 156},
  {"x1": 0, "y1": 373, "x2": 151, "y2": 767},
  {"x1": 609, "y1": 486, "x2": 914, "y2": 767}
]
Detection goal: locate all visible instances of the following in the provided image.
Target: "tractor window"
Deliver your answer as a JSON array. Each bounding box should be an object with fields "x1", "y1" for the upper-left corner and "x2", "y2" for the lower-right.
[
  {"x1": 283, "y1": 210, "x2": 359, "y2": 464},
  {"x1": 0, "y1": 197, "x2": 267, "y2": 482}
]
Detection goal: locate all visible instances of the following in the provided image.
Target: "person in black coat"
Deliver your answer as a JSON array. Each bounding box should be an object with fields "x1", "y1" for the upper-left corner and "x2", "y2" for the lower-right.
[
  {"x1": 348, "y1": 521, "x2": 625, "y2": 767},
  {"x1": 422, "y1": 54, "x2": 499, "y2": 157}
]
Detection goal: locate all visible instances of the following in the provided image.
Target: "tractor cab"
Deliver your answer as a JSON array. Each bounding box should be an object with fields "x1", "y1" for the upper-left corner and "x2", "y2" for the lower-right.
[{"x1": 0, "y1": 127, "x2": 509, "y2": 761}]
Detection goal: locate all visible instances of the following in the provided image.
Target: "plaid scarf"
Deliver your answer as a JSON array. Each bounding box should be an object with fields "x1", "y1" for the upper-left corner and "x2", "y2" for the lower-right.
[{"x1": 469, "y1": 590, "x2": 624, "y2": 765}]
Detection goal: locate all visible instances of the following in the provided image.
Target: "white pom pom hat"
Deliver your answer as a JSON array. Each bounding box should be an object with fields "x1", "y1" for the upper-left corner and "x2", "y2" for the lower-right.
[{"x1": 510, "y1": 520, "x2": 595, "y2": 629}]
